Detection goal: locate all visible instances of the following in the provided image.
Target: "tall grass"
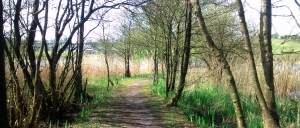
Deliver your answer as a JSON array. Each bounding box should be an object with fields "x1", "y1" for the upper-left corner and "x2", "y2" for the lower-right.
[
  {"x1": 185, "y1": 57, "x2": 300, "y2": 99},
  {"x1": 5, "y1": 54, "x2": 154, "y2": 89},
  {"x1": 151, "y1": 78, "x2": 299, "y2": 127},
  {"x1": 81, "y1": 54, "x2": 153, "y2": 78}
]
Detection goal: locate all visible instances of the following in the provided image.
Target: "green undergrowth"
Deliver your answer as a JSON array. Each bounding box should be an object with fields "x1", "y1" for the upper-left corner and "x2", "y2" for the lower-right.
[
  {"x1": 125, "y1": 74, "x2": 153, "y2": 79},
  {"x1": 151, "y1": 78, "x2": 299, "y2": 128},
  {"x1": 64, "y1": 76, "x2": 123, "y2": 127},
  {"x1": 118, "y1": 74, "x2": 153, "y2": 85}
]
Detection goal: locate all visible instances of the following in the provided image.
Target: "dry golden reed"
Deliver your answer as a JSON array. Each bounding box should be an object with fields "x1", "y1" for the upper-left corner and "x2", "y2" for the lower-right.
[
  {"x1": 185, "y1": 58, "x2": 300, "y2": 99},
  {"x1": 5, "y1": 54, "x2": 153, "y2": 86},
  {"x1": 6, "y1": 53, "x2": 298, "y2": 98}
]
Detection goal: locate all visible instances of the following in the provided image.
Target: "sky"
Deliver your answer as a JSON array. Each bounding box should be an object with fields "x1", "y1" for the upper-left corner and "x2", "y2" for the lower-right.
[
  {"x1": 5, "y1": 0, "x2": 300, "y2": 42},
  {"x1": 245, "y1": 0, "x2": 300, "y2": 36},
  {"x1": 49, "y1": 1, "x2": 126, "y2": 43},
  {"x1": 83, "y1": 0, "x2": 300, "y2": 41},
  {"x1": 7, "y1": 0, "x2": 128, "y2": 43}
]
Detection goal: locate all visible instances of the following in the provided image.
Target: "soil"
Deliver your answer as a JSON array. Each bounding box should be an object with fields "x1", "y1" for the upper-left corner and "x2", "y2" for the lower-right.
[{"x1": 85, "y1": 78, "x2": 197, "y2": 128}]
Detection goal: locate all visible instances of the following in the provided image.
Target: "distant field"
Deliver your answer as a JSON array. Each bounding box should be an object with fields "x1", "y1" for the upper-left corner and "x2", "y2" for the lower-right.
[{"x1": 272, "y1": 38, "x2": 300, "y2": 54}]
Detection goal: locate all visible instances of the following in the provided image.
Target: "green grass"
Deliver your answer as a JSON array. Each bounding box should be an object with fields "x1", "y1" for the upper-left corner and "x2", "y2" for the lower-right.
[
  {"x1": 66, "y1": 76, "x2": 123, "y2": 127},
  {"x1": 272, "y1": 38, "x2": 300, "y2": 61},
  {"x1": 151, "y1": 78, "x2": 299, "y2": 128},
  {"x1": 272, "y1": 38, "x2": 300, "y2": 54},
  {"x1": 126, "y1": 74, "x2": 153, "y2": 79}
]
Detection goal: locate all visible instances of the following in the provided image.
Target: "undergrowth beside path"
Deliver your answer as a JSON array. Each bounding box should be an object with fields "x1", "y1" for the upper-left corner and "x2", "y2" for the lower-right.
[
  {"x1": 151, "y1": 78, "x2": 299, "y2": 128},
  {"x1": 63, "y1": 76, "x2": 122, "y2": 127}
]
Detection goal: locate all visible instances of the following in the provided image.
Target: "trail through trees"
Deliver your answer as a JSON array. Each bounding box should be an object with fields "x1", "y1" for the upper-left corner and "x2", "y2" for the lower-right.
[{"x1": 85, "y1": 78, "x2": 196, "y2": 128}]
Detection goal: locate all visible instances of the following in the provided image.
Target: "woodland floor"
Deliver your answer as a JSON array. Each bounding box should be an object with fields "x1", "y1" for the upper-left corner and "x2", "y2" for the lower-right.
[{"x1": 77, "y1": 78, "x2": 197, "y2": 128}]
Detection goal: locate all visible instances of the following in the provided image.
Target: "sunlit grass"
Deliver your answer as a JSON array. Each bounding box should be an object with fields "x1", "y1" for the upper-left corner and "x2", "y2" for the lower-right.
[
  {"x1": 272, "y1": 38, "x2": 300, "y2": 54},
  {"x1": 150, "y1": 78, "x2": 299, "y2": 127},
  {"x1": 67, "y1": 76, "x2": 122, "y2": 127}
]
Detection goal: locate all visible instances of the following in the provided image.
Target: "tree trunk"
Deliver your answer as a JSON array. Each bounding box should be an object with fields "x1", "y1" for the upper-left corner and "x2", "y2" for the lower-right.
[
  {"x1": 165, "y1": 36, "x2": 171, "y2": 98},
  {"x1": 125, "y1": 24, "x2": 131, "y2": 78},
  {"x1": 0, "y1": 0, "x2": 10, "y2": 127},
  {"x1": 9, "y1": 95, "x2": 15, "y2": 127},
  {"x1": 260, "y1": 0, "x2": 279, "y2": 125},
  {"x1": 170, "y1": 23, "x2": 180, "y2": 91},
  {"x1": 105, "y1": 46, "x2": 113, "y2": 90},
  {"x1": 27, "y1": 0, "x2": 40, "y2": 79},
  {"x1": 153, "y1": 37, "x2": 159, "y2": 86},
  {"x1": 13, "y1": 0, "x2": 34, "y2": 96},
  {"x1": 236, "y1": 0, "x2": 279, "y2": 127},
  {"x1": 49, "y1": 64, "x2": 58, "y2": 119},
  {"x1": 105, "y1": 52, "x2": 109, "y2": 87},
  {"x1": 190, "y1": 0, "x2": 246, "y2": 127},
  {"x1": 102, "y1": 25, "x2": 113, "y2": 90},
  {"x1": 170, "y1": 58, "x2": 178, "y2": 91},
  {"x1": 164, "y1": 20, "x2": 174, "y2": 98},
  {"x1": 125, "y1": 54, "x2": 131, "y2": 77},
  {"x1": 161, "y1": 57, "x2": 164, "y2": 79},
  {"x1": 29, "y1": 1, "x2": 48, "y2": 127},
  {"x1": 4, "y1": 41, "x2": 24, "y2": 121},
  {"x1": 75, "y1": 0, "x2": 85, "y2": 100},
  {"x1": 167, "y1": 0, "x2": 192, "y2": 107}
]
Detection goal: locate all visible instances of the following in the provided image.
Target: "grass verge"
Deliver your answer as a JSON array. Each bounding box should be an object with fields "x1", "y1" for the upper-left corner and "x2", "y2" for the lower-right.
[
  {"x1": 151, "y1": 78, "x2": 299, "y2": 128},
  {"x1": 62, "y1": 76, "x2": 122, "y2": 128}
]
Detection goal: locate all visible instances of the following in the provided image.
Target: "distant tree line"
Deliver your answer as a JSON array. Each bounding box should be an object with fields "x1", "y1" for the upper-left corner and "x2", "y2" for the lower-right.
[{"x1": 273, "y1": 33, "x2": 300, "y2": 42}]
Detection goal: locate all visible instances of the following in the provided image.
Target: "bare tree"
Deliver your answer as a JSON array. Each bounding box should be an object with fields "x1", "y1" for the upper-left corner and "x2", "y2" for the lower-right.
[
  {"x1": 142, "y1": 0, "x2": 185, "y2": 96},
  {"x1": 259, "y1": 0, "x2": 280, "y2": 125},
  {"x1": 44, "y1": 0, "x2": 149, "y2": 118},
  {"x1": 118, "y1": 19, "x2": 133, "y2": 78},
  {"x1": 236, "y1": 0, "x2": 279, "y2": 127},
  {"x1": 167, "y1": 0, "x2": 192, "y2": 106},
  {"x1": 190, "y1": 0, "x2": 246, "y2": 127},
  {"x1": 29, "y1": 0, "x2": 49, "y2": 127},
  {"x1": 2, "y1": 0, "x2": 150, "y2": 126},
  {"x1": 101, "y1": 23, "x2": 115, "y2": 90},
  {"x1": 74, "y1": 0, "x2": 85, "y2": 101},
  {"x1": 91, "y1": 19, "x2": 114, "y2": 90},
  {"x1": 125, "y1": 23, "x2": 132, "y2": 78}
]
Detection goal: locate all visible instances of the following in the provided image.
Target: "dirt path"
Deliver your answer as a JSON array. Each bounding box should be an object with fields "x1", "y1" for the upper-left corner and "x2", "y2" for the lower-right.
[{"x1": 86, "y1": 78, "x2": 197, "y2": 128}]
